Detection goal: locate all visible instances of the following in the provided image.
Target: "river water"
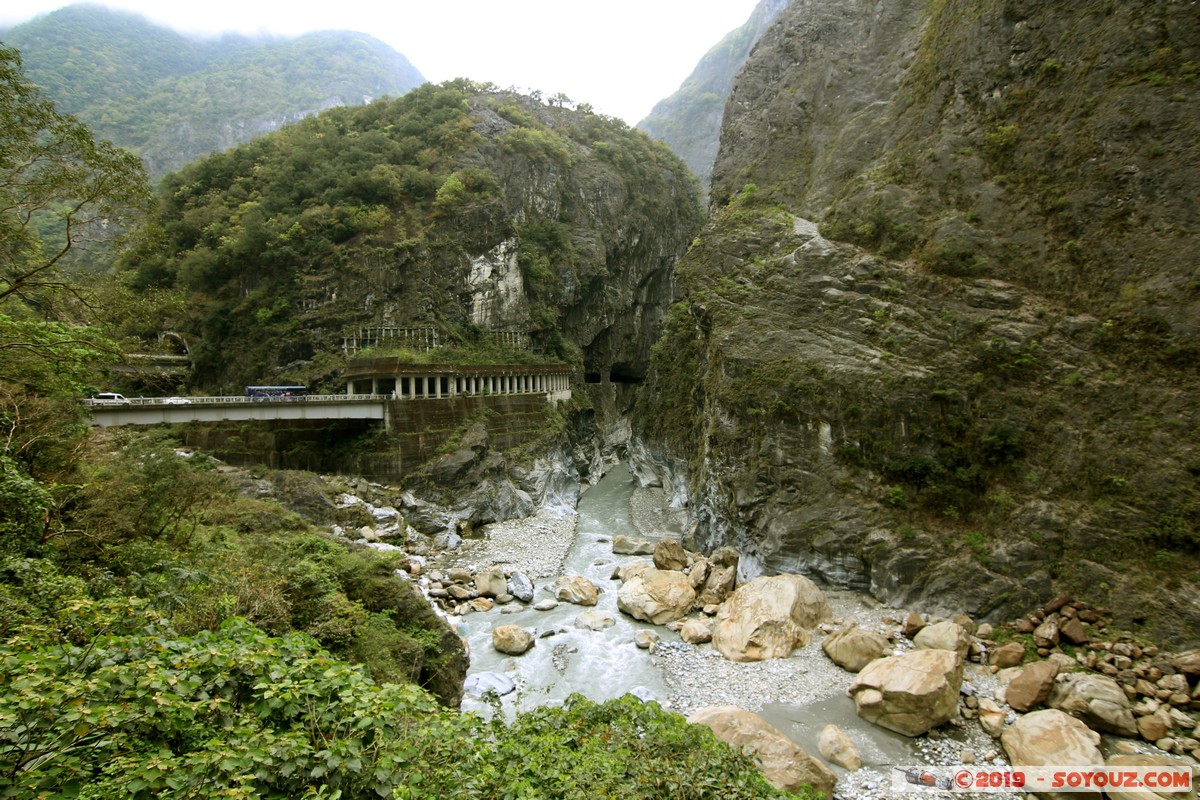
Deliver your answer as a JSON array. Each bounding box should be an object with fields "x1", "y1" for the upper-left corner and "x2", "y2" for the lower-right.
[
  {"x1": 456, "y1": 464, "x2": 997, "y2": 793},
  {"x1": 460, "y1": 465, "x2": 674, "y2": 716}
]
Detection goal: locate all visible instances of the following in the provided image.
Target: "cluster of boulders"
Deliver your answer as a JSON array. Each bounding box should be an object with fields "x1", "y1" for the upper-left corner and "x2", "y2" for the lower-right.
[
  {"x1": 330, "y1": 485, "x2": 471, "y2": 559},
  {"x1": 861, "y1": 594, "x2": 1200, "y2": 799},
  {"x1": 967, "y1": 593, "x2": 1200, "y2": 764},
  {"x1": 417, "y1": 564, "x2": 539, "y2": 618},
  {"x1": 465, "y1": 529, "x2": 1200, "y2": 798},
  {"x1": 642, "y1": 553, "x2": 1198, "y2": 797},
  {"x1": 610, "y1": 538, "x2": 843, "y2": 796}
]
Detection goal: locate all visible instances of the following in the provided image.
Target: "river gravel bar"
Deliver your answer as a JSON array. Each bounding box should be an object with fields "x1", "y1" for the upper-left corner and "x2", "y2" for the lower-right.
[{"x1": 452, "y1": 507, "x2": 577, "y2": 579}]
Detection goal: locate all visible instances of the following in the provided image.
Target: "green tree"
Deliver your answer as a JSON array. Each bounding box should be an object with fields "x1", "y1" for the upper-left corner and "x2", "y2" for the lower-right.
[
  {"x1": 0, "y1": 45, "x2": 149, "y2": 561},
  {"x1": 0, "y1": 45, "x2": 149, "y2": 305}
]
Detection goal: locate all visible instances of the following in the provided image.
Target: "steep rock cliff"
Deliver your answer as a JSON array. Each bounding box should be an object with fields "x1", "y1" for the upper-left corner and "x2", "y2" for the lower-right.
[{"x1": 635, "y1": 0, "x2": 1199, "y2": 643}]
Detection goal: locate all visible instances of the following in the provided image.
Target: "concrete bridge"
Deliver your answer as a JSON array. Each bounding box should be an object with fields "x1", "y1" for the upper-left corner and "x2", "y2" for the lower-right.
[
  {"x1": 86, "y1": 362, "x2": 573, "y2": 429},
  {"x1": 85, "y1": 394, "x2": 388, "y2": 428}
]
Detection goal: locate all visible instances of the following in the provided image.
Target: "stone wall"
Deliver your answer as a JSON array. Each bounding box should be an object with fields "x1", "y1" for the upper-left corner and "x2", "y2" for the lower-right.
[{"x1": 182, "y1": 394, "x2": 556, "y2": 481}]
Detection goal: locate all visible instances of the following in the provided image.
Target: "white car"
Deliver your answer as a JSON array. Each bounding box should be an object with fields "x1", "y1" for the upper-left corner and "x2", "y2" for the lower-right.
[
  {"x1": 90, "y1": 392, "x2": 130, "y2": 406},
  {"x1": 162, "y1": 396, "x2": 191, "y2": 405}
]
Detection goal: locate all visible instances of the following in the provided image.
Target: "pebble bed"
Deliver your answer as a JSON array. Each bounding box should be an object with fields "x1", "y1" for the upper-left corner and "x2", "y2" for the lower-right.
[
  {"x1": 449, "y1": 480, "x2": 1015, "y2": 800},
  {"x1": 451, "y1": 506, "x2": 578, "y2": 580}
]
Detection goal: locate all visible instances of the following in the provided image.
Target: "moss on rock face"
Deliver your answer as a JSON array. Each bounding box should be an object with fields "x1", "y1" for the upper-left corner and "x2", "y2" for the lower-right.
[{"x1": 636, "y1": 0, "x2": 1200, "y2": 644}]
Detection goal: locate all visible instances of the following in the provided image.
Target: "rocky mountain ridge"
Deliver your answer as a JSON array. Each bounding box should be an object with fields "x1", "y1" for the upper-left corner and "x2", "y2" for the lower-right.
[{"x1": 2, "y1": 4, "x2": 425, "y2": 178}]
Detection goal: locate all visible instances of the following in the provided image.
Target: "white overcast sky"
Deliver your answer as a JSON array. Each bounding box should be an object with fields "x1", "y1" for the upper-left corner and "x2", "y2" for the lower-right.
[{"x1": 0, "y1": 1, "x2": 764, "y2": 125}]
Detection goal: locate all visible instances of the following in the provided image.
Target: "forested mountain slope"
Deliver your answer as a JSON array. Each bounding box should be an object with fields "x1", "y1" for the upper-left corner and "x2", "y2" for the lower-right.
[
  {"x1": 123, "y1": 80, "x2": 703, "y2": 396},
  {"x1": 637, "y1": 0, "x2": 788, "y2": 196},
  {"x1": 635, "y1": 0, "x2": 1200, "y2": 644},
  {"x1": 2, "y1": 4, "x2": 425, "y2": 178}
]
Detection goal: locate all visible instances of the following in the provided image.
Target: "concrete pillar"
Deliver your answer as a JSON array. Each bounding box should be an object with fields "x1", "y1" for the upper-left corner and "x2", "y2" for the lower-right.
[{"x1": 346, "y1": 381, "x2": 353, "y2": 396}]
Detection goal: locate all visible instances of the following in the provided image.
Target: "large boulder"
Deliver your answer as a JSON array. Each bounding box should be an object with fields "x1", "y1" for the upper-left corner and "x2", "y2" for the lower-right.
[
  {"x1": 848, "y1": 649, "x2": 963, "y2": 736},
  {"x1": 1171, "y1": 648, "x2": 1200, "y2": 677},
  {"x1": 696, "y1": 564, "x2": 736, "y2": 607},
  {"x1": 991, "y1": 641, "x2": 1027, "y2": 668},
  {"x1": 978, "y1": 697, "x2": 1007, "y2": 738},
  {"x1": 822, "y1": 625, "x2": 890, "y2": 673},
  {"x1": 617, "y1": 569, "x2": 696, "y2": 625},
  {"x1": 553, "y1": 575, "x2": 599, "y2": 606},
  {"x1": 1001, "y1": 709, "x2": 1103, "y2": 800},
  {"x1": 687, "y1": 707, "x2": 836, "y2": 797},
  {"x1": 507, "y1": 571, "x2": 534, "y2": 603},
  {"x1": 1006, "y1": 660, "x2": 1059, "y2": 712},
  {"x1": 1033, "y1": 618, "x2": 1060, "y2": 648},
  {"x1": 709, "y1": 546, "x2": 740, "y2": 569},
  {"x1": 1136, "y1": 708, "x2": 1174, "y2": 743},
  {"x1": 680, "y1": 618, "x2": 713, "y2": 644},
  {"x1": 711, "y1": 574, "x2": 832, "y2": 662},
  {"x1": 474, "y1": 565, "x2": 508, "y2": 598},
  {"x1": 614, "y1": 558, "x2": 652, "y2": 583},
  {"x1": 612, "y1": 534, "x2": 654, "y2": 555},
  {"x1": 912, "y1": 621, "x2": 971, "y2": 659},
  {"x1": 818, "y1": 724, "x2": 862, "y2": 771},
  {"x1": 1048, "y1": 672, "x2": 1138, "y2": 737},
  {"x1": 492, "y1": 625, "x2": 535, "y2": 655},
  {"x1": 652, "y1": 539, "x2": 690, "y2": 571}
]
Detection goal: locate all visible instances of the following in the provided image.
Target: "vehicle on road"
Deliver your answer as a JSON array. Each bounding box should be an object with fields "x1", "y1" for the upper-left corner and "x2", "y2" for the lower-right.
[
  {"x1": 245, "y1": 385, "x2": 307, "y2": 401},
  {"x1": 90, "y1": 392, "x2": 130, "y2": 406},
  {"x1": 162, "y1": 396, "x2": 191, "y2": 405}
]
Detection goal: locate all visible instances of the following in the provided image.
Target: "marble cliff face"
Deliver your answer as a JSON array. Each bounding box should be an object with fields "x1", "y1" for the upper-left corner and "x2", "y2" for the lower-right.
[{"x1": 633, "y1": 0, "x2": 1200, "y2": 644}]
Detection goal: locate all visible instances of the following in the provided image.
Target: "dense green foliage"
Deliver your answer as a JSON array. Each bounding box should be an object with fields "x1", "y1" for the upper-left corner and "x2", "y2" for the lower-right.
[
  {"x1": 0, "y1": 44, "x2": 149, "y2": 302},
  {"x1": 122, "y1": 79, "x2": 481, "y2": 388},
  {"x1": 0, "y1": 613, "x2": 793, "y2": 799},
  {"x1": 3, "y1": 4, "x2": 425, "y2": 179}
]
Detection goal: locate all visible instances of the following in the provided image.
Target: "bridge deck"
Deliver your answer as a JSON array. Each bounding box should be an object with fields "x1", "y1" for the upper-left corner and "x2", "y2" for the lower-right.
[{"x1": 86, "y1": 395, "x2": 387, "y2": 427}]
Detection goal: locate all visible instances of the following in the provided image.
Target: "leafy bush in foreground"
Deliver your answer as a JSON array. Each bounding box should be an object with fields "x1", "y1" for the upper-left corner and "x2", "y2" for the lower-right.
[{"x1": 1, "y1": 615, "x2": 795, "y2": 800}]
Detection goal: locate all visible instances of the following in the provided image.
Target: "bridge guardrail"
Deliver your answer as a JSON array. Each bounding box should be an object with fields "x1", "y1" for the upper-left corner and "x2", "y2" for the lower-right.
[{"x1": 84, "y1": 394, "x2": 383, "y2": 407}]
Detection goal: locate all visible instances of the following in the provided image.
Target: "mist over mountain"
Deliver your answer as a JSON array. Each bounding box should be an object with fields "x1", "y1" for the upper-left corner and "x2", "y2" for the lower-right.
[{"x1": 1, "y1": 4, "x2": 425, "y2": 179}]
